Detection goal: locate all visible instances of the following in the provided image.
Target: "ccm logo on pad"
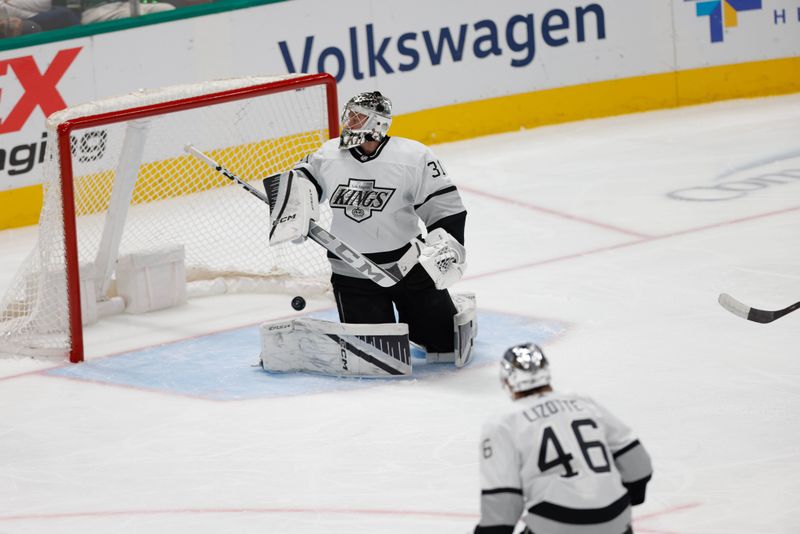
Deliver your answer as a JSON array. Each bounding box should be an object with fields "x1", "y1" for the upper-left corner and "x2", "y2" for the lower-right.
[{"x1": 274, "y1": 213, "x2": 298, "y2": 225}]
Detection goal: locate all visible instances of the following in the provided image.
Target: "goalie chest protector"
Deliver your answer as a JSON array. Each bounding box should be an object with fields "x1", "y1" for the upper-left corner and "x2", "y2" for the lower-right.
[{"x1": 294, "y1": 137, "x2": 466, "y2": 258}]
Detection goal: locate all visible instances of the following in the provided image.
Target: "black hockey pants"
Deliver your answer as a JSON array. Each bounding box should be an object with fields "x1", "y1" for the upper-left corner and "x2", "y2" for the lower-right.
[
  {"x1": 331, "y1": 264, "x2": 457, "y2": 353},
  {"x1": 522, "y1": 527, "x2": 633, "y2": 534}
]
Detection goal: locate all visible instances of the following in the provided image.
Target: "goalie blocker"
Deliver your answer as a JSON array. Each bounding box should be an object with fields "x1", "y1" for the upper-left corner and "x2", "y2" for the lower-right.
[
  {"x1": 260, "y1": 292, "x2": 477, "y2": 376},
  {"x1": 264, "y1": 170, "x2": 319, "y2": 245}
]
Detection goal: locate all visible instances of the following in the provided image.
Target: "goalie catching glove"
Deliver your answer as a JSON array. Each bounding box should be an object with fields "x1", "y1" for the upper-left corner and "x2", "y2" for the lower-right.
[
  {"x1": 418, "y1": 228, "x2": 466, "y2": 290},
  {"x1": 266, "y1": 170, "x2": 320, "y2": 246}
]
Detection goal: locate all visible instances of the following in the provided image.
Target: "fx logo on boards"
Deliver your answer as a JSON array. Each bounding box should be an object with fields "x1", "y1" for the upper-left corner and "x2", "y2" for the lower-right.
[
  {"x1": 0, "y1": 47, "x2": 81, "y2": 134},
  {"x1": 686, "y1": 0, "x2": 762, "y2": 42}
]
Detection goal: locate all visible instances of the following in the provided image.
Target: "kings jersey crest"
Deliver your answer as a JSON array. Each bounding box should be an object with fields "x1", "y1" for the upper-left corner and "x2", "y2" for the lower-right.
[{"x1": 330, "y1": 179, "x2": 395, "y2": 222}]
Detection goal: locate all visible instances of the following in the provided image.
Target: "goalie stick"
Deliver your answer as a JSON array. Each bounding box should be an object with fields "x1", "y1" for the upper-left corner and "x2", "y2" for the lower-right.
[
  {"x1": 718, "y1": 293, "x2": 800, "y2": 324},
  {"x1": 184, "y1": 144, "x2": 419, "y2": 288}
]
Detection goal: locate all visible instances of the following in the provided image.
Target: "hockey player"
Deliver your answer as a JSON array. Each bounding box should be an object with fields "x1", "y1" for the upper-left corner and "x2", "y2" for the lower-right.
[
  {"x1": 476, "y1": 343, "x2": 653, "y2": 534},
  {"x1": 269, "y1": 91, "x2": 470, "y2": 364}
]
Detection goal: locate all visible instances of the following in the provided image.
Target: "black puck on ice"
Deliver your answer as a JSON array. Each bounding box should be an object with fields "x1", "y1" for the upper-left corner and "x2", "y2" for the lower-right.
[{"x1": 291, "y1": 296, "x2": 306, "y2": 311}]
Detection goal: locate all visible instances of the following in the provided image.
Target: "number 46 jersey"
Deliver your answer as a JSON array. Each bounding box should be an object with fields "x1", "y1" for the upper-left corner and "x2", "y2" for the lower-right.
[{"x1": 477, "y1": 391, "x2": 653, "y2": 534}]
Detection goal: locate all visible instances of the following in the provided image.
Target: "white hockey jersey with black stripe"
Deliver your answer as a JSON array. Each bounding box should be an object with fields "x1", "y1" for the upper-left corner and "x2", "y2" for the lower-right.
[
  {"x1": 477, "y1": 391, "x2": 652, "y2": 534},
  {"x1": 293, "y1": 136, "x2": 466, "y2": 277}
]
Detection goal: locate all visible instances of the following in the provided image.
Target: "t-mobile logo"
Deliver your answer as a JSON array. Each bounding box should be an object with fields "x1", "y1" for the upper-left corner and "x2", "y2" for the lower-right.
[{"x1": 687, "y1": 0, "x2": 762, "y2": 43}]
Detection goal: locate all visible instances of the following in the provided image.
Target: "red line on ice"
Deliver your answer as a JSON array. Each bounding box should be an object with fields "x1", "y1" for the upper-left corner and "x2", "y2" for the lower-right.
[
  {"x1": 465, "y1": 204, "x2": 800, "y2": 282},
  {"x1": 459, "y1": 184, "x2": 652, "y2": 238},
  {"x1": 0, "y1": 506, "x2": 477, "y2": 522}
]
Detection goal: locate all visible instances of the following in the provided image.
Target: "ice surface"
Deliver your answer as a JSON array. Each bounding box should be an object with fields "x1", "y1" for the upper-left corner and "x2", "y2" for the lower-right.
[{"x1": 1, "y1": 94, "x2": 799, "y2": 533}]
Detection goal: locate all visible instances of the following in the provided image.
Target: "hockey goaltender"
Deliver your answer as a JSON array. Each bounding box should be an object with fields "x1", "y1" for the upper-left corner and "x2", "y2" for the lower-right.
[{"x1": 259, "y1": 91, "x2": 476, "y2": 378}]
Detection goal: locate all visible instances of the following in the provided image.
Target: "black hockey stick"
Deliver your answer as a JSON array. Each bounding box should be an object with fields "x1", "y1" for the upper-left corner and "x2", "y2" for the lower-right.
[
  {"x1": 184, "y1": 145, "x2": 418, "y2": 288},
  {"x1": 718, "y1": 293, "x2": 800, "y2": 324}
]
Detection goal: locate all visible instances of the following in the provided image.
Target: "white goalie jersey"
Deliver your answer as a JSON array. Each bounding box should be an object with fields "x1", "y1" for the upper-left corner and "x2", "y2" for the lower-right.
[
  {"x1": 293, "y1": 136, "x2": 466, "y2": 277},
  {"x1": 477, "y1": 391, "x2": 653, "y2": 534}
]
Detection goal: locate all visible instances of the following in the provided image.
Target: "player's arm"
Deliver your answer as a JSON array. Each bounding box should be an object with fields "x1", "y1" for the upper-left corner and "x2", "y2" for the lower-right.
[
  {"x1": 414, "y1": 148, "x2": 468, "y2": 289},
  {"x1": 616, "y1": 443, "x2": 652, "y2": 505},
  {"x1": 427, "y1": 211, "x2": 466, "y2": 245},
  {"x1": 414, "y1": 148, "x2": 466, "y2": 241},
  {"x1": 595, "y1": 400, "x2": 654, "y2": 505},
  {"x1": 291, "y1": 152, "x2": 325, "y2": 202},
  {"x1": 475, "y1": 420, "x2": 524, "y2": 533}
]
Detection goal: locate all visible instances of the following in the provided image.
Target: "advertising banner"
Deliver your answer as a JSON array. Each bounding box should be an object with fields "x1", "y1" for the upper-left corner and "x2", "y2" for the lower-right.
[
  {"x1": 673, "y1": 0, "x2": 800, "y2": 69},
  {"x1": 0, "y1": 39, "x2": 92, "y2": 190},
  {"x1": 0, "y1": 0, "x2": 797, "y2": 194}
]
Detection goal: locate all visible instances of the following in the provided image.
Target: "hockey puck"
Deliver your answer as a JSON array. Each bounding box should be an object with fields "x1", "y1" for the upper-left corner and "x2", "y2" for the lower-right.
[{"x1": 291, "y1": 296, "x2": 306, "y2": 311}]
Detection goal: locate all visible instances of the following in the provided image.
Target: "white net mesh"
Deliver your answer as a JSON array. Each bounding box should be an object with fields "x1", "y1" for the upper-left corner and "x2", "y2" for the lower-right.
[{"x1": 0, "y1": 75, "x2": 335, "y2": 360}]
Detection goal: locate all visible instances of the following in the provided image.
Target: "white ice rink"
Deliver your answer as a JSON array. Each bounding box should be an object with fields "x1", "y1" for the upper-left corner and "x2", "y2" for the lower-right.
[{"x1": 1, "y1": 93, "x2": 799, "y2": 533}]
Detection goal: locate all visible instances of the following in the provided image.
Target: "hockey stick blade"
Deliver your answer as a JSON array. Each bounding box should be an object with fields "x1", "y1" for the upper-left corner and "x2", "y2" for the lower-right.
[
  {"x1": 718, "y1": 293, "x2": 800, "y2": 324},
  {"x1": 717, "y1": 293, "x2": 750, "y2": 319},
  {"x1": 184, "y1": 144, "x2": 409, "y2": 288}
]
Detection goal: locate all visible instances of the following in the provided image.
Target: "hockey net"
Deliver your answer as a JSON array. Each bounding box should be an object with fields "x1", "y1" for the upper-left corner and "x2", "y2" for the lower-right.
[{"x1": 0, "y1": 73, "x2": 338, "y2": 362}]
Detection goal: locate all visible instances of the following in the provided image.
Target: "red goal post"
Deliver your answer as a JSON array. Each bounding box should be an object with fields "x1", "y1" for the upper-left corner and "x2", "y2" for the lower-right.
[{"x1": 0, "y1": 73, "x2": 339, "y2": 363}]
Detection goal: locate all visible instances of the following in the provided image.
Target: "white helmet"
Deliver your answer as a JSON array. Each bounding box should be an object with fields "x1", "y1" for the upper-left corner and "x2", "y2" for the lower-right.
[
  {"x1": 339, "y1": 91, "x2": 392, "y2": 149},
  {"x1": 499, "y1": 343, "x2": 551, "y2": 395}
]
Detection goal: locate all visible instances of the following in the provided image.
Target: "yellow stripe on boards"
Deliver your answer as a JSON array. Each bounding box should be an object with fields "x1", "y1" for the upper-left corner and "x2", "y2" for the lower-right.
[
  {"x1": 391, "y1": 73, "x2": 677, "y2": 145},
  {"x1": 392, "y1": 57, "x2": 800, "y2": 145},
  {"x1": 74, "y1": 132, "x2": 323, "y2": 216},
  {"x1": 1, "y1": 57, "x2": 798, "y2": 230},
  {"x1": 0, "y1": 132, "x2": 323, "y2": 228},
  {"x1": 0, "y1": 184, "x2": 43, "y2": 228},
  {"x1": 676, "y1": 57, "x2": 800, "y2": 105}
]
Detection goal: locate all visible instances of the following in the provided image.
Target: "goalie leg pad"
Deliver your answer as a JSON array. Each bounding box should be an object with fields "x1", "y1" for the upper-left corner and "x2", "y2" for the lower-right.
[
  {"x1": 425, "y1": 292, "x2": 477, "y2": 367},
  {"x1": 452, "y1": 291, "x2": 477, "y2": 367},
  {"x1": 260, "y1": 318, "x2": 412, "y2": 377}
]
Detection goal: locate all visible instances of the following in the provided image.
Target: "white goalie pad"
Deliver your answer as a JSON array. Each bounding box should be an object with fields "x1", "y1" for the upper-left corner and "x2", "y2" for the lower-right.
[
  {"x1": 453, "y1": 292, "x2": 477, "y2": 367},
  {"x1": 418, "y1": 228, "x2": 466, "y2": 290},
  {"x1": 264, "y1": 171, "x2": 319, "y2": 246},
  {"x1": 260, "y1": 318, "x2": 412, "y2": 377},
  {"x1": 426, "y1": 291, "x2": 477, "y2": 368}
]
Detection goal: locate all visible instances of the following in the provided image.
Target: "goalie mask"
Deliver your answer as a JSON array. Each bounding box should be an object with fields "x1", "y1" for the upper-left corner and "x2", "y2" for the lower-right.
[
  {"x1": 499, "y1": 343, "x2": 551, "y2": 395},
  {"x1": 339, "y1": 91, "x2": 392, "y2": 149}
]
